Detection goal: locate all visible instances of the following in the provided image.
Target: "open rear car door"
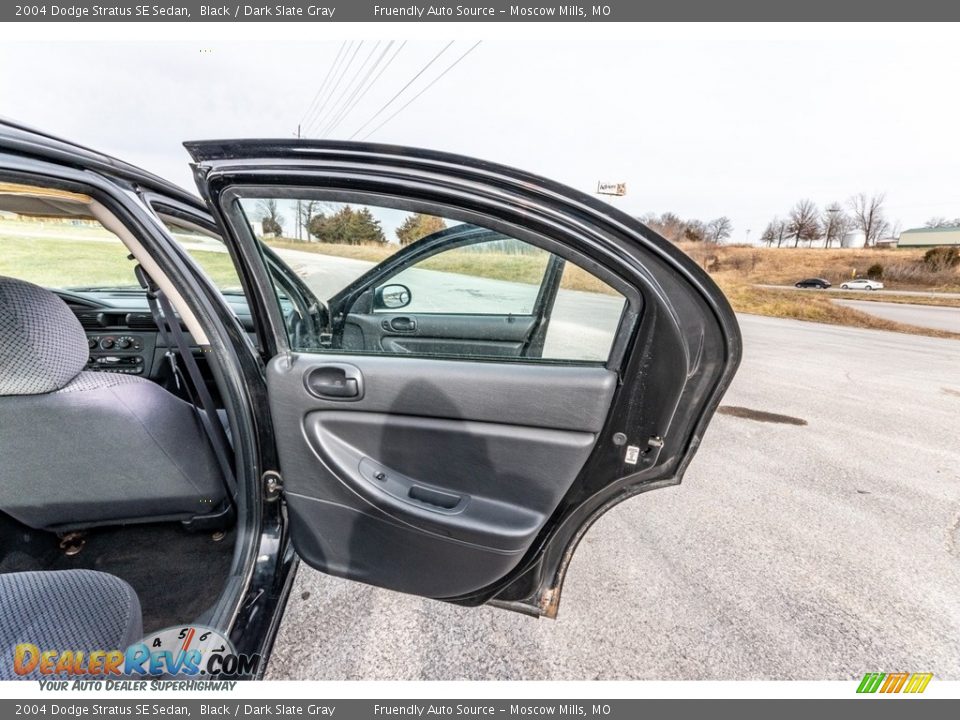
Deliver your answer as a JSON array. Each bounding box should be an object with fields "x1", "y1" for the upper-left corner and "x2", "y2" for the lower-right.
[{"x1": 188, "y1": 140, "x2": 741, "y2": 618}]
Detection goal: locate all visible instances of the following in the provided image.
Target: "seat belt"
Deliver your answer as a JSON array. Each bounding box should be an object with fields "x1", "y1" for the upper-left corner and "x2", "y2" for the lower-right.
[{"x1": 135, "y1": 265, "x2": 238, "y2": 500}]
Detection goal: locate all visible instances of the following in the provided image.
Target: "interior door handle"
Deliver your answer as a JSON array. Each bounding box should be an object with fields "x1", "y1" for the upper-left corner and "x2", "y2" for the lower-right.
[
  {"x1": 305, "y1": 364, "x2": 364, "y2": 401},
  {"x1": 389, "y1": 316, "x2": 417, "y2": 333}
]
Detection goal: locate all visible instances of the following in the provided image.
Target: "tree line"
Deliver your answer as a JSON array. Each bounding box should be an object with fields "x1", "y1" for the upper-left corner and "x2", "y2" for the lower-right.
[
  {"x1": 257, "y1": 199, "x2": 447, "y2": 246},
  {"x1": 638, "y1": 212, "x2": 734, "y2": 244},
  {"x1": 258, "y1": 198, "x2": 957, "y2": 250},
  {"x1": 759, "y1": 194, "x2": 897, "y2": 248},
  {"x1": 925, "y1": 217, "x2": 960, "y2": 229}
]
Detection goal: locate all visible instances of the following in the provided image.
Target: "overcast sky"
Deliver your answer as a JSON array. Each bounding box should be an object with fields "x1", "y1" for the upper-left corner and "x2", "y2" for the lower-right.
[{"x1": 2, "y1": 25, "x2": 958, "y2": 241}]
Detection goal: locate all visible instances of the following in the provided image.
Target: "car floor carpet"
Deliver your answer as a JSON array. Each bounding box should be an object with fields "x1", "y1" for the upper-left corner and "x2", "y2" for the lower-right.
[{"x1": 0, "y1": 512, "x2": 234, "y2": 634}]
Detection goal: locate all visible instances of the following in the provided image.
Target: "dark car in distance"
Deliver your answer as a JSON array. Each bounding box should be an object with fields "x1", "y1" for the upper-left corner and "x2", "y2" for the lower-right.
[{"x1": 795, "y1": 278, "x2": 832, "y2": 289}]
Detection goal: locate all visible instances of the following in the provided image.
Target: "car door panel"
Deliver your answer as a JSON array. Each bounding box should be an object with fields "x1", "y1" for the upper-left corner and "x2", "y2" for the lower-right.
[
  {"x1": 266, "y1": 352, "x2": 615, "y2": 597},
  {"x1": 343, "y1": 312, "x2": 538, "y2": 358},
  {"x1": 189, "y1": 140, "x2": 742, "y2": 617},
  {"x1": 307, "y1": 411, "x2": 595, "y2": 550}
]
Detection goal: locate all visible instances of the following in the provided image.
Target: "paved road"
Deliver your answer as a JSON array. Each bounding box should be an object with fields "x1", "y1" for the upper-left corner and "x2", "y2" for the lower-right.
[
  {"x1": 834, "y1": 299, "x2": 960, "y2": 333},
  {"x1": 757, "y1": 283, "x2": 960, "y2": 300},
  {"x1": 266, "y1": 315, "x2": 960, "y2": 680}
]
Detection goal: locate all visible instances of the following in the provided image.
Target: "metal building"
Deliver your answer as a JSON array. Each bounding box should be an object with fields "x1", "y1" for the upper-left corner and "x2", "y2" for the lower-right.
[{"x1": 898, "y1": 226, "x2": 960, "y2": 247}]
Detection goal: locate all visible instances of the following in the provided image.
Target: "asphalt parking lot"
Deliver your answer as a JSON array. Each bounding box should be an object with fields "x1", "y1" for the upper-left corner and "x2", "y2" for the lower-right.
[
  {"x1": 266, "y1": 314, "x2": 960, "y2": 680},
  {"x1": 834, "y1": 299, "x2": 960, "y2": 333}
]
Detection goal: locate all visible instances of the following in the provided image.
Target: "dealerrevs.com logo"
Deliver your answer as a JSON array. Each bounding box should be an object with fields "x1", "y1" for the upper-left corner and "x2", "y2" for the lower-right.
[
  {"x1": 14, "y1": 625, "x2": 260, "y2": 679},
  {"x1": 856, "y1": 673, "x2": 933, "y2": 694}
]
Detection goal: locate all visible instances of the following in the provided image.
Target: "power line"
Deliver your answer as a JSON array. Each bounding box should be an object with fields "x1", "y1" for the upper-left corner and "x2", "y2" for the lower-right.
[
  {"x1": 321, "y1": 40, "x2": 397, "y2": 138},
  {"x1": 300, "y1": 41, "x2": 346, "y2": 129},
  {"x1": 348, "y1": 41, "x2": 455, "y2": 141},
  {"x1": 316, "y1": 41, "x2": 384, "y2": 138},
  {"x1": 360, "y1": 41, "x2": 482, "y2": 142},
  {"x1": 306, "y1": 41, "x2": 365, "y2": 135},
  {"x1": 331, "y1": 41, "x2": 407, "y2": 138},
  {"x1": 302, "y1": 40, "x2": 352, "y2": 133},
  {"x1": 310, "y1": 40, "x2": 364, "y2": 135}
]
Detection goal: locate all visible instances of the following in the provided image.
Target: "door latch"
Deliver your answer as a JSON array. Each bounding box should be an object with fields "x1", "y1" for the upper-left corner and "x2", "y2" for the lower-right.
[
  {"x1": 621, "y1": 435, "x2": 664, "y2": 466},
  {"x1": 263, "y1": 470, "x2": 283, "y2": 501}
]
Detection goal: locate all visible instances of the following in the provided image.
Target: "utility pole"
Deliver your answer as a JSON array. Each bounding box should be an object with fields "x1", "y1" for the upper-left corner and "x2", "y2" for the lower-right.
[{"x1": 295, "y1": 124, "x2": 302, "y2": 241}]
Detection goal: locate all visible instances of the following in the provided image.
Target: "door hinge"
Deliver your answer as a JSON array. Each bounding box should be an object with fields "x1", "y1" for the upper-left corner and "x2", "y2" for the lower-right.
[{"x1": 263, "y1": 470, "x2": 283, "y2": 501}]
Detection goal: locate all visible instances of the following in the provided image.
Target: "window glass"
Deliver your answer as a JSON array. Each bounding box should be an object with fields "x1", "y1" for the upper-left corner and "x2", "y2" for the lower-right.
[
  {"x1": 0, "y1": 190, "x2": 135, "y2": 290},
  {"x1": 380, "y1": 237, "x2": 550, "y2": 315},
  {"x1": 161, "y1": 218, "x2": 245, "y2": 293},
  {"x1": 543, "y1": 262, "x2": 626, "y2": 362},
  {"x1": 235, "y1": 197, "x2": 627, "y2": 364}
]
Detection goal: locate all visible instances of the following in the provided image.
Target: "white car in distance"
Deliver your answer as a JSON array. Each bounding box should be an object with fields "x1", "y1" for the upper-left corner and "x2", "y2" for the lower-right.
[{"x1": 840, "y1": 278, "x2": 884, "y2": 290}]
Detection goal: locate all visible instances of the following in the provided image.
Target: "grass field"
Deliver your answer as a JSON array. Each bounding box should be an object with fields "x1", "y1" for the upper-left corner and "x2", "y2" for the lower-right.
[
  {"x1": 679, "y1": 242, "x2": 960, "y2": 337},
  {"x1": 719, "y1": 283, "x2": 960, "y2": 339},
  {"x1": 0, "y1": 234, "x2": 241, "y2": 289},
  {"x1": 681, "y1": 242, "x2": 960, "y2": 293}
]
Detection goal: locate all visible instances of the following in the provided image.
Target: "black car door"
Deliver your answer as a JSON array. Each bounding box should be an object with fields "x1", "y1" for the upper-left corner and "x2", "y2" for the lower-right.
[{"x1": 189, "y1": 139, "x2": 741, "y2": 618}]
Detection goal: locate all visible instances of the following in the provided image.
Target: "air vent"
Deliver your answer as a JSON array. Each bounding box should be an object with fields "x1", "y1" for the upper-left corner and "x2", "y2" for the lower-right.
[
  {"x1": 125, "y1": 312, "x2": 157, "y2": 329},
  {"x1": 74, "y1": 311, "x2": 103, "y2": 328}
]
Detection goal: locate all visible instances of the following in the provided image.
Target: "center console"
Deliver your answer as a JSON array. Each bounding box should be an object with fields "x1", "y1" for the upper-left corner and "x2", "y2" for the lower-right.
[{"x1": 85, "y1": 333, "x2": 152, "y2": 375}]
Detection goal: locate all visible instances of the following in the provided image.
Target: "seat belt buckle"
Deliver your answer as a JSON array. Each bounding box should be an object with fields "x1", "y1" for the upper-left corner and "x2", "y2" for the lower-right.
[{"x1": 165, "y1": 350, "x2": 182, "y2": 390}]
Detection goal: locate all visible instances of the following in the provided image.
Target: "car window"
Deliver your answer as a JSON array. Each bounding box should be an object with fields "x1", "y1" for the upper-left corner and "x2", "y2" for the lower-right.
[
  {"x1": 0, "y1": 189, "x2": 136, "y2": 290},
  {"x1": 234, "y1": 197, "x2": 627, "y2": 364},
  {"x1": 375, "y1": 236, "x2": 550, "y2": 315},
  {"x1": 161, "y1": 218, "x2": 245, "y2": 293}
]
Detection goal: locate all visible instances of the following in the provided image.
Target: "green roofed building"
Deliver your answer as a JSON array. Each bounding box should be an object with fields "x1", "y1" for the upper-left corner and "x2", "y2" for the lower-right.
[{"x1": 898, "y1": 226, "x2": 960, "y2": 247}]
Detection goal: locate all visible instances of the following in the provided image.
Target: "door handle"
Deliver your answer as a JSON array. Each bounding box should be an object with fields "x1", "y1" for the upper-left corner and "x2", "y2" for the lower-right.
[
  {"x1": 305, "y1": 364, "x2": 364, "y2": 400},
  {"x1": 389, "y1": 316, "x2": 417, "y2": 333}
]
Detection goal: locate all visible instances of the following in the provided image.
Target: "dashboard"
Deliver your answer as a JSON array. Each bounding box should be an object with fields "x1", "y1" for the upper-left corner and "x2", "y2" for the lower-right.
[{"x1": 55, "y1": 288, "x2": 257, "y2": 381}]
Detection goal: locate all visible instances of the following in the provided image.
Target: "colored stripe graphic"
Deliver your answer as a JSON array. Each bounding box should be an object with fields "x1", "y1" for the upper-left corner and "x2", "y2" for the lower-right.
[
  {"x1": 857, "y1": 673, "x2": 885, "y2": 693},
  {"x1": 880, "y1": 672, "x2": 908, "y2": 693},
  {"x1": 904, "y1": 673, "x2": 933, "y2": 694},
  {"x1": 857, "y1": 672, "x2": 932, "y2": 694}
]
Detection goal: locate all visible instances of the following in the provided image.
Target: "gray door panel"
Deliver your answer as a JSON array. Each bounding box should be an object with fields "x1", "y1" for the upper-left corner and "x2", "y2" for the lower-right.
[
  {"x1": 268, "y1": 353, "x2": 616, "y2": 431},
  {"x1": 344, "y1": 312, "x2": 538, "y2": 359},
  {"x1": 306, "y1": 411, "x2": 596, "y2": 551},
  {"x1": 267, "y1": 352, "x2": 616, "y2": 597}
]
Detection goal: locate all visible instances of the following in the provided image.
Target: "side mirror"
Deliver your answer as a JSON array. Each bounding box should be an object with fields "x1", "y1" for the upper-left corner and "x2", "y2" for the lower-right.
[{"x1": 375, "y1": 283, "x2": 412, "y2": 310}]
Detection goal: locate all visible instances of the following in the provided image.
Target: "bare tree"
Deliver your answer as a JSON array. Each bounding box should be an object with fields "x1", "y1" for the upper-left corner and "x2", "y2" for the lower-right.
[
  {"x1": 257, "y1": 199, "x2": 284, "y2": 237},
  {"x1": 760, "y1": 219, "x2": 779, "y2": 247},
  {"x1": 888, "y1": 219, "x2": 902, "y2": 241},
  {"x1": 683, "y1": 219, "x2": 708, "y2": 243},
  {"x1": 639, "y1": 212, "x2": 691, "y2": 243},
  {"x1": 787, "y1": 199, "x2": 821, "y2": 247},
  {"x1": 762, "y1": 217, "x2": 788, "y2": 248},
  {"x1": 848, "y1": 193, "x2": 890, "y2": 246},
  {"x1": 821, "y1": 202, "x2": 850, "y2": 248},
  {"x1": 657, "y1": 212, "x2": 688, "y2": 243},
  {"x1": 296, "y1": 200, "x2": 322, "y2": 240},
  {"x1": 706, "y1": 216, "x2": 733, "y2": 244},
  {"x1": 925, "y1": 217, "x2": 960, "y2": 228}
]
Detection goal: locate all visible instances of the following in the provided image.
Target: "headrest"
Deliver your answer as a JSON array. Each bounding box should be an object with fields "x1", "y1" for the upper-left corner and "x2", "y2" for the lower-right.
[{"x1": 0, "y1": 276, "x2": 88, "y2": 395}]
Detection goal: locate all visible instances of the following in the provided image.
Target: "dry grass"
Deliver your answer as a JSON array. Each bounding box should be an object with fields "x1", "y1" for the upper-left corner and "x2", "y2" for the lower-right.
[
  {"x1": 266, "y1": 239, "x2": 394, "y2": 264},
  {"x1": 681, "y1": 243, "x2": 960, "y2": 293},
  {"x1": 720, "y1": 281, "x2": 960, "y2": 340}
]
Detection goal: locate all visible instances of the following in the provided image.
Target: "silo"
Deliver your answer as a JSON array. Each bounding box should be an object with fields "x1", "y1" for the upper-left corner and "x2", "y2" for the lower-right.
[{"x1": 841, "y1": 230, "x2": 866, "y2": 248}]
